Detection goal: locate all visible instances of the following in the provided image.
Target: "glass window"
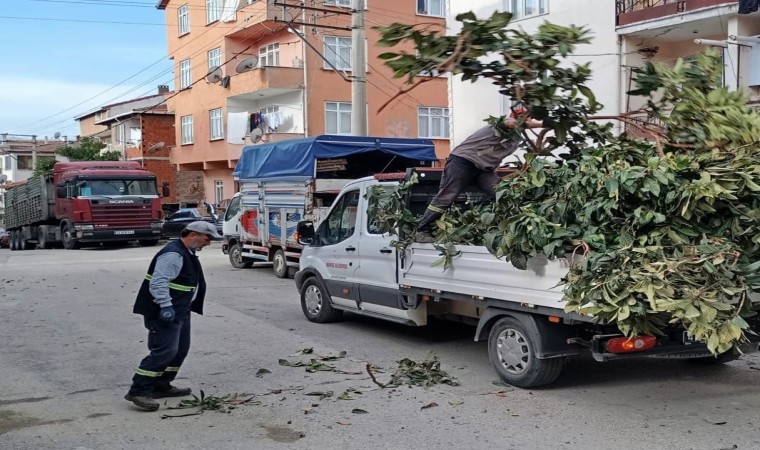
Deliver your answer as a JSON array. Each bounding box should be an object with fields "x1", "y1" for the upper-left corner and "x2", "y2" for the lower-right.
[
  {"x1": 505, "y1": 0, "x2": 547, "y2": 20},
  {"x1": 181, "y1": 115, "x2": 194, "y2": 144},
  {"x1": 209, "y1": 108, "x2": 224, "y2": 140},
  {"x1": 418, "y1": 107, "x2": 450, "y2": 139},
  {"x1": 208, "y1": 48, "x2": 221, "y2": 71},
  {"x1": 259, "y1": 43, "x2": 280, "y2": 67},
  {"x1": 366, "y1": 185, "x2": 393, "y2": 235},
  {"x1": 324, "y1": 36, "x2": 352, "y2": 70},
  {"x1": 178, "y1": 4, "x2": 189, "y2": 35},
  {"x1": 16, "y1": 155, "x2": 33, "y2": 170},
  {"x1": 325, "y1": 102, "x2": 352, "y2": 135},
  {"x1": 225, "y1": 196, "x2": 241, "y2": 221},
  {"x1": 206, "y1": 0, "x2": 221, "y2": 23},
  {"x1": 319, "y1": 190, "x2": 360, "y2": 245},
  {"x1": 180, "y1": 59, "x2": 192, "y2": 89},
  {"x1": 417, "y1": 0, "x2": 445, "y2": 17},
  {"x1": 214, "y1": 180, "x2": 224, "y2": 204}
]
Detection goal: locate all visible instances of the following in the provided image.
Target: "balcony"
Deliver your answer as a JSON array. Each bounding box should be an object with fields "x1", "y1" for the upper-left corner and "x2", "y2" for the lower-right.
[
  {"x1": 616, "y1": 0, "x2": 737, "y2": 27},
  {"x1": 224, "y1": 0, "x2": 284, "y2": 41},
  {"x1": 226, "y1": 66, "x2": 303, "y2": 100}
]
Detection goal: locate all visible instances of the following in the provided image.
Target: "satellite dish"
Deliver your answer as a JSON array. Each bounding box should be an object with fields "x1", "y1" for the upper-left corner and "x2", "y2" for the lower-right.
[
  {"x1": 148, "y1": 141, "x2": 165, "y2": 152},
  {"x1": 249, "y1": 127, "x2": 263, "y2": 144},
  {"x1": 206, "y1": 66, "x2": 224, "y2": 83},
  {"x1": 235, "y1": 56, "x2": 259, "y2": 74},
  {"x1": 53, "y1": 132, "x2": 61, "y2": 139}
]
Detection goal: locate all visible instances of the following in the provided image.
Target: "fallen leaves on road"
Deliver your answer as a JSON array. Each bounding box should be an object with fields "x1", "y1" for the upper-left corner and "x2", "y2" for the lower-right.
[{"x1": 421, "y1": 402, "x2": 439, "y2": 410}]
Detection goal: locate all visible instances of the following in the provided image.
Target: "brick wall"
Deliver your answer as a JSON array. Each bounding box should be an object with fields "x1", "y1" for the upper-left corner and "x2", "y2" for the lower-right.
[{"x1": 138, "y1": 114, "x2": 178, "y2": 203}]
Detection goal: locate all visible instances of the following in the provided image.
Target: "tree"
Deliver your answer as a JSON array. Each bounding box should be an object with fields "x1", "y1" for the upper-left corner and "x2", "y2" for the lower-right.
[
  {"x1": 373, "y1": 12, "x2": 760, "y2": 353},
  {"x1": 31, "y1": 137, "x2": 121, "y2": 177}
]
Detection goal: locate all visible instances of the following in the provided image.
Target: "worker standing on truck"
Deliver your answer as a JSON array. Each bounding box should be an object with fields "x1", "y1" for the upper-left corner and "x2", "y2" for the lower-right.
[
  {"x1": 415, "y1": 114, "x2": 544, "y2": 243},
  {"x1": 124, "y1": 221, "x2": 221, "y2": 411}
]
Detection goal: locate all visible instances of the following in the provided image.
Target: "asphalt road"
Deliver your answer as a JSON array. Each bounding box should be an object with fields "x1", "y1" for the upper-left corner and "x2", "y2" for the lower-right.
[{"x1": 1, "y1": 243, "x2": 759, "y2": 450}]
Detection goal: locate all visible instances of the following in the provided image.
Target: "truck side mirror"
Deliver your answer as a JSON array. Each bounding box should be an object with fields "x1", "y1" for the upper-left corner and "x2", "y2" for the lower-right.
[
  {"x1": 296, "y1": 220, "x2": 315, "y2": 245},
  {"x1": 162, "y1": 183, "x2": 170, "y2": 198}
]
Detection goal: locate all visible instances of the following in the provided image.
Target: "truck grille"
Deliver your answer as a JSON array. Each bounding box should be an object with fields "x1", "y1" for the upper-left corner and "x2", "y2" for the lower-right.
[{"x1": 89, "y1": 200, "x2": 154, "y2": 228}]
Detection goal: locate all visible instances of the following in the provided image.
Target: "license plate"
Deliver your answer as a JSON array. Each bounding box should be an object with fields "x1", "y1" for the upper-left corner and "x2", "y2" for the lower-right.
[{"x1": 114, "y1": 230, "x2": 135, "y2": 235}]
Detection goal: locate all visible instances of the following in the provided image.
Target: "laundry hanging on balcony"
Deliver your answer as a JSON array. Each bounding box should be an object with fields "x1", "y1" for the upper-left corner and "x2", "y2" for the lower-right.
[{"x1": 227, "y1": 112, "x2": 249, "y2": 144}]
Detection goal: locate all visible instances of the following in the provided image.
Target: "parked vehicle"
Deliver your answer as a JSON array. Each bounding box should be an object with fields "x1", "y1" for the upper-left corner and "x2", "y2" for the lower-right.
[
  {"x1": 162, "y1": 207, "x2": 223, "y2": 239},
  {"x1": 294, "y1": 169, "x2": 760, "y2": 388},
  {"x1": 3, "y1": 161, "x2": 165, "y2": 250},
  {"x1": 223, "y1": 135, "x2": 438, "y2": 278},
  {"x1": 0, "y1": 228, "x2": 9, "y2": 248}
]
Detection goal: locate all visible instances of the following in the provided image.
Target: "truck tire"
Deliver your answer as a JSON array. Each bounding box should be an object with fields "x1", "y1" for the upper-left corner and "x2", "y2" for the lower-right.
[
  {"x1": 37, "y1": 228, "x2": 50, "y2": 250},
  {"x1": 487, "y1": 317, "x2": 565, "y2": 388},
  {"x1": 300, "y1": 277, "x2": 343, "y2": 323},
  {"x1": 62, "y1": 224, "x2": 80, "y2": 250},
  {"x1": 10, "y1": 230, "x2": 18, "y2": 251},
  {"x1": 17, "y1": 231, "x2": 27, "y2": 251},
  {"x1": 273, "y1": 249, "x2": 289, "y2": 278},
  {"x1": 229, "y1": 243, "x2": 253, "y2": 269},
  {"x1": 139, "y1": 239, "x2": 159, "y2": 247}
]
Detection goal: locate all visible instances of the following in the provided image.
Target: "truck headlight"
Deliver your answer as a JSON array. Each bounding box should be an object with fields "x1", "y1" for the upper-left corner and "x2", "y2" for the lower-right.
[{"x1": 151, "y1": 221, "x2": 163, "y2": 230}]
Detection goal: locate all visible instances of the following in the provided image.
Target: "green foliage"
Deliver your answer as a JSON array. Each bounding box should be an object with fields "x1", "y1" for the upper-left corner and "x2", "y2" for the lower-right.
[
  {"x1": 32, "y1": 157, "x2": 56, "y2": 177},
  {"x1": 56, "y1": 137, "x2": 119, "y2": 162},
  {"x1": 374, "y1": 12, "x2": 760, "y2": 354}
]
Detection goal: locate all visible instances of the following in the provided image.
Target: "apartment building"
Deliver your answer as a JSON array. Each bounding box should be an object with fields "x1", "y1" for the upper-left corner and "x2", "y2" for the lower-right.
[
  {"x1": 447, "y1": 0, "x2": 621, "y2": 146},
  {"x1": 157, "y1": 0, "x2": 450, "y2": 203},
  {"x1": 616, "y1": 0, "x2": 760, "y2": 116},
  {"x1": 75, "y1": 88, "x2": 182, "y2": 203}
]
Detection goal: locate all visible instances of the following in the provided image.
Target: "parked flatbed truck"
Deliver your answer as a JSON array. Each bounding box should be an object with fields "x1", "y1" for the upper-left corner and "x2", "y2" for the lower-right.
[
  {"x1": 294, "y1": 170, "x2": 760, "y2": 388},
  {"x1": 3, "y1": 161, "x2": 164, "y2": 250}
]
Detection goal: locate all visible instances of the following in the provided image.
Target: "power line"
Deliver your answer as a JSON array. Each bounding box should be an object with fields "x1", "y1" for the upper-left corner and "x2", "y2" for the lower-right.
[{"x1": 12, "y1": 8, "x2": 271, "y2": 133}]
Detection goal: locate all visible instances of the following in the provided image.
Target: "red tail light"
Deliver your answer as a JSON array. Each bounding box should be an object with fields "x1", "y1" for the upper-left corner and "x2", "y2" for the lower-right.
[{"x1": 605, "y1": 336, "x2": 656, "y2": 354}]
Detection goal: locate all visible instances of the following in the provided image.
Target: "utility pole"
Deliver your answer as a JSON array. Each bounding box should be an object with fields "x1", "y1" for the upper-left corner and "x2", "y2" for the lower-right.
[
  {"x1": 351, "y1": 0, "x2": 368, "y2": 136},
  {"x1": 32, "y1": 135, "x2": 37, "y2": 168}
]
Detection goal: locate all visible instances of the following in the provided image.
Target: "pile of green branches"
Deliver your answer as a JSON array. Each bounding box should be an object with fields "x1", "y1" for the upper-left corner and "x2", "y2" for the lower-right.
[{"x1": 373, "y1": 12, "x2": 760, "y2": 354}]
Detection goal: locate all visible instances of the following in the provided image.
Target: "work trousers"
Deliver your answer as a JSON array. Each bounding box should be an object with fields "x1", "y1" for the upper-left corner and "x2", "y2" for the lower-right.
[
  {"x1": 128, "y1": 314, "x2": 191, "y2": 396},
  {"x1": 418, "y1": 155, "x2": 500, "y2": 230}
]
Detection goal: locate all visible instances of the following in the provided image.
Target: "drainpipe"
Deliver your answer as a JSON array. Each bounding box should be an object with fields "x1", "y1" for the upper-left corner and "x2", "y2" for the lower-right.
[
  {"x1": 616, "y1": 34, "x2": 624, "y2": 135},
  {"x1": 301, "y1": 6, "x2": 309, "y2": 137}
]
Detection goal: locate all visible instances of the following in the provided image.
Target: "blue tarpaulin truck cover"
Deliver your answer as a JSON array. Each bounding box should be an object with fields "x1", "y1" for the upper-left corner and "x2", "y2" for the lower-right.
[{"x1": 233, "y1": 135, "x2": 438, "y2": 181}]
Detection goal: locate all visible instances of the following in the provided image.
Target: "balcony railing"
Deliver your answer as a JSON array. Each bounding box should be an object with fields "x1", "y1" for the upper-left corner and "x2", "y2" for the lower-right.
[{"x1": 617, "y1": 0, "x2": 737, "y2": 26}]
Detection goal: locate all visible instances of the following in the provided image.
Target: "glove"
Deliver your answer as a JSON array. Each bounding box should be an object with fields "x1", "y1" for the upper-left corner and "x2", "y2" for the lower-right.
[{"x1": 159, "y1": 305, "x2": 175, "y2": 322}]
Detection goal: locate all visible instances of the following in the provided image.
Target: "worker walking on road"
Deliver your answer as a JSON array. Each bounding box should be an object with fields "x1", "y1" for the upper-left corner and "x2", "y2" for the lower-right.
[
  {"x1": 415, "y1": 116, "x2": 543, "y2": 243},
  {"x1": 125, "y1": 221, "x2": 221, "y2": 411}
]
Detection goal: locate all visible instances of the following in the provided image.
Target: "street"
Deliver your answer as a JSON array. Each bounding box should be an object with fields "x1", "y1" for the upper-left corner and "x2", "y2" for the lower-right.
[{"x1": 1, "y1": 244, "x2": 759, "y2": 450}]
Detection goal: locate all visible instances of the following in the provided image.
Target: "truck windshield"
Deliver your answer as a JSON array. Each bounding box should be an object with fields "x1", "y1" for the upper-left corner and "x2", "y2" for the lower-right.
[{"x1": 77, "y1": 178, "x2": 157, "y2": 197}]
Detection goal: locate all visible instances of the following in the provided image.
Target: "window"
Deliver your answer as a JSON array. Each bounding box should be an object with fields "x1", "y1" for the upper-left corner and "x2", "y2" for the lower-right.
[
  {"x1": 206, "y1": 0, "x2": 221, "y2": 23},
  {"x1": 367, "y1": 186, "x2": 393, "y2": 234},
  {"x1": 214, "y1": 180, "x2": 224, "y2": 205},
  {"x1": 324, "y1": 0, "x2": 351, "y2": 6},
  {"x1": 259, "y1": 43, "x2": 280, "y2": 67},
  {"x1": 181, "y1": 115, "x2": 194, "y2": 144},
  {"x1": 224, "y1": 196, "x2": 241, "y2": 221},
  {"x1": 325, "y1": 102, "x2": 352, "y2": 135},
  {"x1": 318, "y1": 190, "x2": 360, "y2": 245},
  {"x1": 504, "y1": 0, "x2": 547, "y2": 20},
  {"x1": 324, "y1": 36, "x2": 352, "y2": 70},
  {"x1": 209, "y1": 108, "x2": 224, "y2": 140},
  {"x1": 417, "y1": 0, "x2": 445, "y2": 17},
  {"x1": 418, "y1": 107, "x2": 450, "y2": 139},
  {"x1": 16, "y1": 155, "x2": 33, "y2": 170},
  {"x1": 208, "y1": 48, "x2": 221, "y2": 71},
  {"x1": 178, "y1": 4, "x2": 189, "y2": 35},
  {"x1": 180, "y1": 59, "x2": 192, "y2": 89}
]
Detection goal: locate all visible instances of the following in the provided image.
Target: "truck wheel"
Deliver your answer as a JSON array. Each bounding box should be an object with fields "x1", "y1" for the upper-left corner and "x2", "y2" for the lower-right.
[
  {"x1": 62, "y1": 224, "x2": 80, "y2": 250},
  {"x1": 17, "y1": 231, "x2": 27, "y2": 251},
  {"x1": 10, "y1": 230, "x2": 18, "y2": 251},
  {"x1": 300, "y1": 277, "x2": 343, "y2": 323},
  {"x1": 487, "y1": 317, "x2": 565, "y2": 388},
  {"x1": 229, "y1": 243, "x2": 252, "y2": 269},
  {"x1": 138, "y1": 239, "x2": 159, "y2": 247},
  {"x1": 37, "y1": 228, "x2": 50, "y2": 250},
  {"x1": 273, "y1": 249, "x2": 289, "y2": 278}
]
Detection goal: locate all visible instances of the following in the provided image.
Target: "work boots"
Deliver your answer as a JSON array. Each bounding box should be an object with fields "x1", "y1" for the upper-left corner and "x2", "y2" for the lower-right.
[
  {"x1": 152, "y1": 385, "x2": 192, "y2": 399},
  {"x1": 124, "y1": 394, "x2": 160, "y2": 411}
]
